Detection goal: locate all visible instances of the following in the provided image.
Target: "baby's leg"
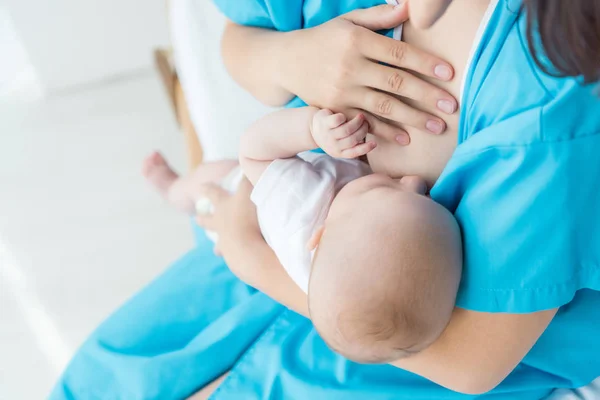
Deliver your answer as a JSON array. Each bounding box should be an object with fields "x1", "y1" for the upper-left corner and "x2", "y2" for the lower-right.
[{"x1": 142, "y1": 151, "x2": 238, "y2": 214}]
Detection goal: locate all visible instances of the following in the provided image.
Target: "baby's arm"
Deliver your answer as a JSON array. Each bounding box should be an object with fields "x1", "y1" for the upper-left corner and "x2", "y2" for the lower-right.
[
  {"x1": 240, "y1": 107, "x2": 319, "y2": 185},
  {"x1": 240, "y1": 107, "x2": 375, "y2": 185}
]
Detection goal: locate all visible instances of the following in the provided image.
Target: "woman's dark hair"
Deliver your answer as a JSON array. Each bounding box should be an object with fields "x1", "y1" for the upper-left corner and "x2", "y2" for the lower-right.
[{"x1": 524, "y1": 0, "x2": 600, "y2": 83}]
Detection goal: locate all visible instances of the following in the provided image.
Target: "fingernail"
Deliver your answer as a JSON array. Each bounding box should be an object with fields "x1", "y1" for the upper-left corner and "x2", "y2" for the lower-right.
[
  {"x1": 395, "y1": 134, "x2": 410, "y2": 145},
  {"x1": 437, "y1": 99, "x2": 456, "y2": 114},
  {"x1": 434, "y1": 65, "x2": 453, "y2": 80},
  {"x1": 426, "y1": 120, "x2": 445, "y2": 134}
]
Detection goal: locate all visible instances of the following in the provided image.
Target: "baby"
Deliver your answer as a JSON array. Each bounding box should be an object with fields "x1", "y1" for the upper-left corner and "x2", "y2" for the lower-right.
[{"x1": 143, "y1": 107, "x2": 462, "y2": 363}]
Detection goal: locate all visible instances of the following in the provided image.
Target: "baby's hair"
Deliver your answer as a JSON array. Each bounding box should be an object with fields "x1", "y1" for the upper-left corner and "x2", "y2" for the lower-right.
[
  {"x1": 324, "y1": 298, "x2": 424, "y2": 363},
  {"x1": 307, "y1": 196, "x2": 462, "y2": 364}
]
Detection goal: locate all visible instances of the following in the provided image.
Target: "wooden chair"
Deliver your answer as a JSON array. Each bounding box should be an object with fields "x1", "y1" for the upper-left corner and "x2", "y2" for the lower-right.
[{"x1": 154, "y1": 48, "x2": 204, "y2": 171}]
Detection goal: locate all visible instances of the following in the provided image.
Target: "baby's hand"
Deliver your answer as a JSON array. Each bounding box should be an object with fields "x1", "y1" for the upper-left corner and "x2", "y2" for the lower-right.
[{"x1": 311, "y1": 109, "x2": 377, "y2": 159}]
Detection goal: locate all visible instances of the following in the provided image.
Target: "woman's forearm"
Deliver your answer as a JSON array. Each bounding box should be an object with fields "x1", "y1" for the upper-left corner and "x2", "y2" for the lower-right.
[
  {"x1": 213, "y1": 181, "x2": 556, "y2": 395},
  {"x1": 241, "y1": 246, "x2": 555, "y2": 395},
  {"x1": 221, "y1": 21, "x2": 296, "y2": 106},
  {"x1": 222, "y1": 233, "x2": 309, "y2": 316},
  {"x1": 391, "y1": 307, "x2": 557, "y2": 394}
]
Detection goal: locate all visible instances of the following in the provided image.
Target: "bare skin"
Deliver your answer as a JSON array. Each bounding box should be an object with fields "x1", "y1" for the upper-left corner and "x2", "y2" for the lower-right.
[
  {"x1": 187, "y1": 374, "x2": 228, "y2": 400},
  {"x1": 142, "y1": 152, "x2": 237, "y2": 214},
  {"x1": 367, "y1": 0, "x2": 493, "y2": 186},
  {"x1": 221, "y1": 4, "x2": 458, "y2": 143},
  {"x1": 144, "y1": 107, "x2": 374, "y2": 219}
]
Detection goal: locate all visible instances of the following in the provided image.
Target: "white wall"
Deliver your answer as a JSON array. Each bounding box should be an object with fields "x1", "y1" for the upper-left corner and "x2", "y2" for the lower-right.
[
  {"x1": 4, "y1": 0, "x2": 170, "y2": 93},
  {"x1": 0, "y1": 7, "x2": 29, "y2": 89},
  {"x1": 0, "y1": 6, "x2": 43, "y2": 101}
]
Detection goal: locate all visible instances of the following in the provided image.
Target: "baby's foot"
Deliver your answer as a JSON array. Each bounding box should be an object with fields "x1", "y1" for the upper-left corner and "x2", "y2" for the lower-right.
[
  {"x1": 143, "y1": 151, "x2": 197, "y2": 214},
  {"x1": 142, "y1": 151, "x2": 179, "y2": 198}
]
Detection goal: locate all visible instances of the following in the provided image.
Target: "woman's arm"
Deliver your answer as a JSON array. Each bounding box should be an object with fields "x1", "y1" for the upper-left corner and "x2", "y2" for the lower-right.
[
  {"x1": 221, "y1": 22, "x2": 296, "y2": 107},
  {"x1": 221, "y1": 4, "x2": 459, "y2": 142},
  {"x1": 251, "y1": 257, "x2": 556, "y2": 394},
  {"x1": 393, "y1": 307, "x2": 557, "y2": 394},
  {"x1": 196, "y1": 181, "x2": 556, "y2": 395},
  {"x1": 222, "y1": 232, "x2": 310, "y2": 315},
  {"x1": 217, "y1": 226, "x2": 555, "y2": 394},
  {"x1": 195, "y1": 179, "x2": 309, "y2": 314}
]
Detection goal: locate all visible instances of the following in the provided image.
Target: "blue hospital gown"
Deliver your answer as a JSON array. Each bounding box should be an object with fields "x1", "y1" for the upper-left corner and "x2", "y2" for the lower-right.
[{"x1": 51, "y1": 0, "x2": 600, "y2": 398}]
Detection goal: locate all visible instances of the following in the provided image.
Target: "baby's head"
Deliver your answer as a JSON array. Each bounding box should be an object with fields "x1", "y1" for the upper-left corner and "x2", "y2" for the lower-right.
[{"x1": 308, "y1": 174, "x2": 462, "y2": 363}]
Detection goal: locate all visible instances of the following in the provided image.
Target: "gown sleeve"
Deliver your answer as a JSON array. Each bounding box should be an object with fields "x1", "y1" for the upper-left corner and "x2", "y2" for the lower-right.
[
  {"x1": 432, "y1": 127, "x2": 600, "y2": 313},
  {"x1": 212, "y1": 0, "x2": 305, "y2": 30}
]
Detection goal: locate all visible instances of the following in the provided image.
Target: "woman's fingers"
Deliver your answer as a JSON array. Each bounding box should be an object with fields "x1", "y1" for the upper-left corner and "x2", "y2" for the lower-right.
[
  {"x1": 342, "y1": 3, "x2": 408, "y2": 31},
  {"x1": 365, "y1": 63, "x2": 457, "y2": 115},
  {"x1": 359, "y1": 33, "x2": 454, "y2": 82},
  {"x1": 194, "y1": 184, "x2": 230, "y2": 229},
  {"x1": 358, "y1": 88, "x2": 446, "y2": 134},
  {"x1": 198, "y1": 183, "x2": 229, "y2": 203}
]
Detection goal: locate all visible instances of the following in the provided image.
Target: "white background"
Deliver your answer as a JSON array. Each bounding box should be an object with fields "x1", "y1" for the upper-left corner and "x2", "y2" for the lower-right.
[
  {"x1": 1, "y1": 2, "x2": 189, "y2": 398},
  {"x1": 3, "y1": 0, "x2": 169, "y2": 93}
]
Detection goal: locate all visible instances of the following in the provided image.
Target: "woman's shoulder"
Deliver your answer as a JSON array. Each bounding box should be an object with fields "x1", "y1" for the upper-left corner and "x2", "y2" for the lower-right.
[
  {"x1": 432, "y1": 87, "x2": 600, "y2": 314},
  {"x1": 456, "y1": 82, "x2": 600, "y2": 157},
  {"x1": 432, "y1": 126, "x2": 600, "y2": 314},
  {"x1": 433, "y1": 0, "x2": 600, "y2": 312},
  {"x1": 461, "y1": 0, "x2": 600, "y2": 148}
]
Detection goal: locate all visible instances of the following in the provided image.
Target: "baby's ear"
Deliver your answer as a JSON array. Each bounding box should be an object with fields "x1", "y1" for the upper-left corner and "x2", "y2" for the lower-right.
[{"x1": 307, "y1": 226, "x2": 325, "y2": 251}]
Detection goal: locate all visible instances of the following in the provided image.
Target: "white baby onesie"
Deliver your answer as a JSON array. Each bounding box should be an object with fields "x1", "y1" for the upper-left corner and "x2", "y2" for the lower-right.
[{"x1": 251, "y1": 152, "x2": 371, "y2": 293}]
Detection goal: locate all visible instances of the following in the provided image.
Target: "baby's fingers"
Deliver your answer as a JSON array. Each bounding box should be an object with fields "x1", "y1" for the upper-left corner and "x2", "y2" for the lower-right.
[
  {"x1": 338, "y1": 120, "x2": 369, "y2": 148},
  {"x1": 332, "y1": 113, "x2": 366, "y2": 139},
  {"x1": 341, "y1": 141, "x2": 377, "y2": 158},
  {"x1": 318, "y1": 109, "x2": 346, "y2": 129}
]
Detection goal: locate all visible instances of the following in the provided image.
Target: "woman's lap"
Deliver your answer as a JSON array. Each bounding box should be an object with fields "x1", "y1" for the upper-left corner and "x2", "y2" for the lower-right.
[{"x1": 50, "y1": 227, "x2": 284, "y2": 400}]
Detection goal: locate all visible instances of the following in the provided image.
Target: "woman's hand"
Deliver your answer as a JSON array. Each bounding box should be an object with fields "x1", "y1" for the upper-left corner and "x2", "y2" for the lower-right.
[
  {"x1": 280, "y1": 4, "x2": 457, "y2": 144},
  {"x1": 195, "y1": 178, "x2": 310, "y2": 313},
  {"x1": 195, "y1": 179, "x2": 263, "y2": 281}
]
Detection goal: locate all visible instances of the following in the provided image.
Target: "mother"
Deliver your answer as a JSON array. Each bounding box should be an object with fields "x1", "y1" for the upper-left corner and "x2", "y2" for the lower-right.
[
  {"x1": 209, "y1": 0, "x2": 600, "y2": 396},
  {"x1": 51, "y1": 0, "x2": 600, "y2": 399}
]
